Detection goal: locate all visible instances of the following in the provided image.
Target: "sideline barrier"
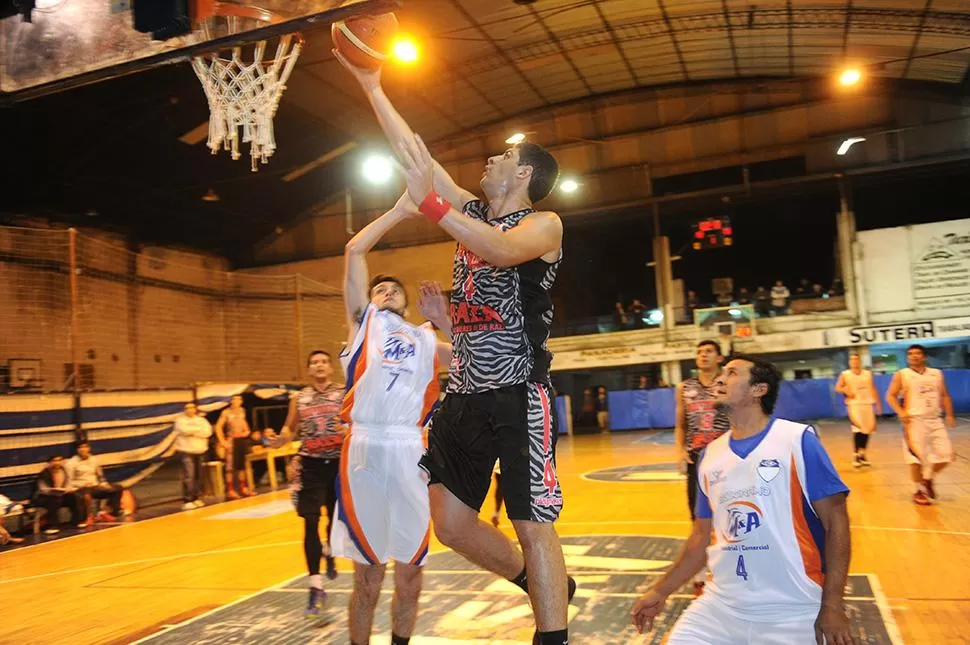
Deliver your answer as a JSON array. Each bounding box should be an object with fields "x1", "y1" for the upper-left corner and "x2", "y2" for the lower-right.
[{"x1": 603, "y1": 369, "x2": 970, "y2": 430}]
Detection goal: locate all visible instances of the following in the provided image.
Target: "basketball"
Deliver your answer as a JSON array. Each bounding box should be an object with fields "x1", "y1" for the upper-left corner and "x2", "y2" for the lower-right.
[{"x1": 331, "y1": 13, "x2": 399, "y2": 70}]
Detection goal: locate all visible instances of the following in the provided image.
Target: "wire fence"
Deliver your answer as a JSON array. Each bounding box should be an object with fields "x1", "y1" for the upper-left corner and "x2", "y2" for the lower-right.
[{"x1": 0, "y1": 225, "x2": 345, "y2": 392}]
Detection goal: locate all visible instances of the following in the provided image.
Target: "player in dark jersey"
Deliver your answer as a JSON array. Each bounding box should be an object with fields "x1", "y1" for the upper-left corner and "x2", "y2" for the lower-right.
[
  {"x1": 674, "y1": 339, "x2": 731, "y2": 594},
  {"x1": 336, "y1": 52, "x2": 573, "y2": 645},
  {"x1": 265, "y1": 350, "x2": 344, "y2": 617}
]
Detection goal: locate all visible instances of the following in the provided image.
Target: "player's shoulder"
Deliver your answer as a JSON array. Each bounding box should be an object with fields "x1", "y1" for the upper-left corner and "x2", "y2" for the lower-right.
[{"x1": 769, "y1": 417, "x2": 814, "y2": 440}]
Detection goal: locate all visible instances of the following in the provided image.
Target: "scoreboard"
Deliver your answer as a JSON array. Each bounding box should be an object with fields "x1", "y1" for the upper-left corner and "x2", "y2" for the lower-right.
[{"x1": 692, "y1": 216, "x2": 733, "y2": 250}]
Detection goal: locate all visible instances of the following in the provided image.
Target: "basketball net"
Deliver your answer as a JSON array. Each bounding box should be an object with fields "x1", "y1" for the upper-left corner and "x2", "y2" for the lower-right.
[{"x1": 190, "y1": 2, "x2": 303, "y2": 172}]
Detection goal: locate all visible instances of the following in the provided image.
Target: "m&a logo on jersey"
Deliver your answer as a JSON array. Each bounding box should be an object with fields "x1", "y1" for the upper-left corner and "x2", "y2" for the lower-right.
[
  {"x1": 757, "y1": 458, "x2": 781, "y2": 483},
  {"x1": 383, "y1": 330, "x2": 416, "y2": 365},
  {"x1": 723, "y1": 501, "x2": 764, "y2": 543}
]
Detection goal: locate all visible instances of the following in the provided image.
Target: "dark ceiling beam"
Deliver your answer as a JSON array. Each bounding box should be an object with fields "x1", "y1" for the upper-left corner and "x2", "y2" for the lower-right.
[
  {"x1": 901, "y1": 0, "x2": 934, "y2": 79},
  {"x1": 449, "y1": 0, "x2": 550, "y2": 105},
  {"x1": 657, "y1": 0, "x2": 691, "y2": 82},
  {"x1": 787, "y1": 0, "x2": 795, "y2": 76},
  {"x1": 591, "y1": 2, "x2": 640, "y2": 86},
  {"x1": 721, "y1": 0, "x2": 742, "y2": 78},
  {"x1": 524, "y1": 4, "x2": 595, "y2": 95},
  {"x1": 840, "y1": 0, "x2": 853, "y2": 59}
]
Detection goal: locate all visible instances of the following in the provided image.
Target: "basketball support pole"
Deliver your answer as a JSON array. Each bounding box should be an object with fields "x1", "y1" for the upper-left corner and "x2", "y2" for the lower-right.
[
  {"x1": 294, "y1": 277, "x2": 303, "y2": 381},
  {"x1": 68, "y1": 228, "x2": 83, "y2": 442}
]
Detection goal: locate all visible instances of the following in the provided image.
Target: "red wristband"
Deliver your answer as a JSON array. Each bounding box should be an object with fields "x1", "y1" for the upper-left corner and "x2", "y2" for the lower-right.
[{"x1": 419, "y1": 191, "x2": 451, "y2": 223}]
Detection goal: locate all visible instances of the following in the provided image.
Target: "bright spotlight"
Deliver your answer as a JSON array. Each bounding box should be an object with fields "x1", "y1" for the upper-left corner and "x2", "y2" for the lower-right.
[
  {"x1": 728, "y1": 308, "x2": 742, "y2": 318},
  {"x1": 647, "y1": 309, "x2": 664, "y2": 324},
  {"x1": 559, "y1": 178, "x2": 579, "y2": 193},
  {"x1": 836, "y1": 137, "x2": 866, "y2": 156},
  {"x1": 505, "y1": 132, "x2": 526, "y2": 145},
  {"x1": 362, "y1": 155, "x2": 393, "y2": 184},
  {"x1": 390, "y1": 37, "x2": 419, "y2": 64},
  {"x1": 838, "y1": 67, "x2": 862, "y2": 86}
]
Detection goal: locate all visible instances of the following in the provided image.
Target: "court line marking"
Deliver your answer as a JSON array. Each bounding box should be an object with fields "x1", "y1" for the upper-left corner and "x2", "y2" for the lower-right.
[
  {"x1": 551, "y1": 519, "x2": 970, "y2": 537},
  {"x1": 4, "y1": 488, "x2": 291, "y2": 554},
  {"x1": 867, "y1": 573, "x2": 905, "y2": 645},
  {"x1": 128, "y1": 573, "x2": 307, "y2": 644},
  {"x1": 266, "y1": 588, "x2": 880, "y2": 602}
]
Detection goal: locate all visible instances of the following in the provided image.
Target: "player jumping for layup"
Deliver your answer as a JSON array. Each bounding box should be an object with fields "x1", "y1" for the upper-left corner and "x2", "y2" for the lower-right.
[
  {"x1": 333, "y1": 194, "x2": 451, "y2": 645},
  {"x1": 632, "y1": 355, "x2": 855, "y2": 645},
  {"x1": 335, "y1": 52, "x2": 573, "y2": 644}
]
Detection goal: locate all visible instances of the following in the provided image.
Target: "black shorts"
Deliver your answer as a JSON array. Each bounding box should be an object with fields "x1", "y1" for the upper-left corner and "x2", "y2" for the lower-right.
[
  {"x1": 292, "y1": 456, "x2": 339, "y2": 518},
  {"x1": 419, "y1": 382, "x2": 563, "y2": 523}
]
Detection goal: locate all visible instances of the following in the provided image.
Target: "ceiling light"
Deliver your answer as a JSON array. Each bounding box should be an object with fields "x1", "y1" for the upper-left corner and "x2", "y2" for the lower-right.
[
  {"x1": 390, "y1": 36, "x2": 419, "y2": 64},
  {"x1": 559, "y1": 178, "x2": 579, "y2": 193},
  {"x1": 362, "y1": 155, "x2": 393, "y2": 184},
  {"x1": 837, "y1": 137, "x2": 866, "y2": 155},
  {"x1": 838, "y1": 67, "x2": 862, "y2": 86},
  {"x1": 202, "y1": 188, "x2": 220, "y2": 202},
  {"x1": 505, "y1": 132, "x2": 526, "y2": 145}
]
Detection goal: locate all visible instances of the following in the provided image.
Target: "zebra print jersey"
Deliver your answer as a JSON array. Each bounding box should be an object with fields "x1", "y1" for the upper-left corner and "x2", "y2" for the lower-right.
[{"x1": 447, "y1": 200, "x2": 561, "y2": 395}]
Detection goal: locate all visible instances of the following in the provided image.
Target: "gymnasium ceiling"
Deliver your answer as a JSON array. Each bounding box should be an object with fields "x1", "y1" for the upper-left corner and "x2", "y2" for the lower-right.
[{"x1": 4, "y1": 0, "x2": 970, "y2": 264}]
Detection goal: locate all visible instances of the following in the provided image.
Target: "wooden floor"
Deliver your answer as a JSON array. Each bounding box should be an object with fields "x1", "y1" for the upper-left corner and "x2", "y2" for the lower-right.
[{"x1": 2, "y1": 420, "x2": 968, "y2": 644}]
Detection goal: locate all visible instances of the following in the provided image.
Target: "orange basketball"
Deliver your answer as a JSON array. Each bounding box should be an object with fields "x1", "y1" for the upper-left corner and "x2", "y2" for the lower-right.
[{"x1": 331, "y1": 13, "x2": 399, "y2": 70}]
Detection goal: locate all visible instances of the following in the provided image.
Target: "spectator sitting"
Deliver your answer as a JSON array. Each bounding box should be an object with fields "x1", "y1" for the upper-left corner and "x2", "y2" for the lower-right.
[
  {"x1": 794, "y1": 278, "x2": 810, "y2": 298},
  {"x1": 174, "y1": 402, "x2": 213, "y2": 511},
  {"x1": 629, "y1": 300, "x2": 646, "y2": 329},
  {"x1": 637, "y1": 375, "x2": 651, "y2": 390},
  {"x1": 612, "y1": 302, "x2": 628, "y2": 330},
  {"x1": 811, "y1": 283, "x2": 827, "y2": 299},
  {"x1": 770, "y1": 280, "x2": 790, "y2": 315},
  {"x1": 35, "y1": 455, "x2": 85, "y2": 534},
  {"x1": 737, "y1": 287, "x2": 751, "y2": 305},
  {"x1": 67, "y1": 442, "x2": 122, "y2": 523},
  {"x1": 830, "y1": 277, "x2": 844, "y2": 296},
  {"x1": 755, "y1": 286, "x2": 771, "y2": 317}
]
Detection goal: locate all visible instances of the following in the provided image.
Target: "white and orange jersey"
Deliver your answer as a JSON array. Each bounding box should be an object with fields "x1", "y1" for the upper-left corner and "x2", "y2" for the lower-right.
[
  {"x1": 696, "y1": 418, "x2": 848, "y2": 623},
  {"x1": 339, "y1": 303, "x2": 440, "y2": 432},
  {"x1": 900, "y1": 367, "x2": 944, "y2": 418},
  {"x1": 840, "y1": 369, "x2": 874, "y2": 406}
]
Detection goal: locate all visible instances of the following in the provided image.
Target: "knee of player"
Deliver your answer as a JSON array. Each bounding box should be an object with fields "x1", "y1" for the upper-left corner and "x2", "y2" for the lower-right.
[
  {"x1": 431, "y1": 517, "x2": 463, "y2": 547},
  {"x1": 511, "y1": 519, "x2": 557, "y2": 550},
  {"x1": 394, "y1": 566, "x2": 423, "y2": 598}
]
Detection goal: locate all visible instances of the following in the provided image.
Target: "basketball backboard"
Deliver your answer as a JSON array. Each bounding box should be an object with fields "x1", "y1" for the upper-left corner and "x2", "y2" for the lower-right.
[{"x1": 0, "y1": 0, "x2": 400, "y2": 100}]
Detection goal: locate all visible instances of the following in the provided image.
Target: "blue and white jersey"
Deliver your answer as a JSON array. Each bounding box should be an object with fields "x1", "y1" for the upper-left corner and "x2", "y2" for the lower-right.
[{"x1": 694, "y1": 418, "x2": 849, "y2": 622}]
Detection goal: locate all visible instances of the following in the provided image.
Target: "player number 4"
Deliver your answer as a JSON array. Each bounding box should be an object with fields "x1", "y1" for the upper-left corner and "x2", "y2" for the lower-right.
[{"x1": 736, "y1": 554, "x2": 748, "y2": 581}]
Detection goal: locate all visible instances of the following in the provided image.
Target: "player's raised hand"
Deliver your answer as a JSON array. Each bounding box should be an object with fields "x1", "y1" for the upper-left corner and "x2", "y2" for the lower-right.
[
  {"x1": 630, "y1": 590, "x2": 667, "y2": 634},
  {"x1": 392, "y1": 191, "x2": 419, "y2": 218},
  {"x1": 332, "y1": 48, "x2": 382, "y2": 92},
  {"x1": 397, "y1": 134, "x2": 434, "y2": 208},
  {"x1": 417, "y1": 281, "x2": 448, "y2": 328}
]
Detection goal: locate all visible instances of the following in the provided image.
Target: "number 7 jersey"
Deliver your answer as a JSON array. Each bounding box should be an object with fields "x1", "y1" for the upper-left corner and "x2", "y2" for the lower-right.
[
  {"x1": 695, "y1": 418, "x2": 849, "y2": 622},
  {"x1": 339, "y1": 304, "x2": 441, "y2": 431}
]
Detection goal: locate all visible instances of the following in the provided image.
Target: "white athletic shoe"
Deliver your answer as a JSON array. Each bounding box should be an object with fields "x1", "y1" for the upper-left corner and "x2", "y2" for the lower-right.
[
  {"x1": 193, "y1": 499, "x2": 206, "y2": 508},
  {"x1": 181, "y1": 502, "x2": 196, "y2": 511}
]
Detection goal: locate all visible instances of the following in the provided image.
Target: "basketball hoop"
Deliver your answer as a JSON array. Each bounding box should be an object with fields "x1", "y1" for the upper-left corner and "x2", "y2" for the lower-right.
[{"x1": 190, "y1": 2, "x2": 303, "y2": 172}]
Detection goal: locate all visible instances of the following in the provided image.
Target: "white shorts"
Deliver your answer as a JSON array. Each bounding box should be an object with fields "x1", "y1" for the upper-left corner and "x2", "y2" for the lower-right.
[
  {"x1": 667, "y1": 595, "x2": 817, "y2": 644},
  {"x1": 847, "y1": 403, "x2": 876, "y2": 435},
  {"x1": 330, "y1": 426, "x2": 430, "y2": 567},
  {"x1": 903, "y1": 417, "x2": 953, "y2": 465}
]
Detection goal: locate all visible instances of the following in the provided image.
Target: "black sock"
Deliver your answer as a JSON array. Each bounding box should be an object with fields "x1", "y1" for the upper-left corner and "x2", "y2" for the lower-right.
[
  {"x1": 860, "y1": 433, "x2": 871, "y2": 451},
  {"x1": 391, "y1": 635, "x2": 410, "y2": 645},
  {"x1": 853, "y1": 432, "x2": 865, "y2": 452},
  {"x1": 511, "y1": 566, "x2": 529, "y2": 593},
  {"x1": 537, "y1": 629, "x2": 568, "y2": 645}
]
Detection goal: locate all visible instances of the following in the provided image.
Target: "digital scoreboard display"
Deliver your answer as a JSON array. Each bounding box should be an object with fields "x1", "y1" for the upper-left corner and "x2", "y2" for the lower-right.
[{"x1": 692, "y1": 216, "x2": 733, "y2": 250}]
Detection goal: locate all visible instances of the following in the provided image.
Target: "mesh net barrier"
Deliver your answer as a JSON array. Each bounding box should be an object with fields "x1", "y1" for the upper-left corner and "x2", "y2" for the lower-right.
[{"x1": 1, "y1": 226, "x2": 345, "y2": 392}]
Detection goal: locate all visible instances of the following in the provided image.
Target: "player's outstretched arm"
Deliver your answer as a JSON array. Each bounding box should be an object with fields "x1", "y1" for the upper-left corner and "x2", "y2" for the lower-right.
[
  {"x1": 630, "y1": 518, "x2": 711, "y2": 634},
  {"x1": 334, "y1": 50, "x2": 475, "y2": 209},
  {"x1": 344, "y1": 193, "x2": 416, "y2": 343},
  {"x1": 812, "y1": 492, "x2": 855, "y2": 645},
  {"x1": 417, "y1": 281, "x2": 453, "y2": 366},
  {"x1": 398, "y1": 134, "x2": 562, "y2": 267}
]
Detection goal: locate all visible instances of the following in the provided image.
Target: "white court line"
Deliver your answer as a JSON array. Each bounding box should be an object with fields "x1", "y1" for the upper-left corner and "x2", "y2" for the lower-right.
[
  {"x1": 129, "y1": 573, "x2": 306, "y2": 644},
  {"x1": 266, "y1": 588, "x2": 880, "y2": 602},
  {"x1": 0, "y1": 539, "x2": 300, "y2": 586},
  {"x1": 867, "y1": 573, "x2": 906, "y2": 645},
  {"x1": 552, "y1": 519, "x2": 970, "y2": 538},
  {"x1": 6, "y1": 488, "x2": 290, "y2": 554}
]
